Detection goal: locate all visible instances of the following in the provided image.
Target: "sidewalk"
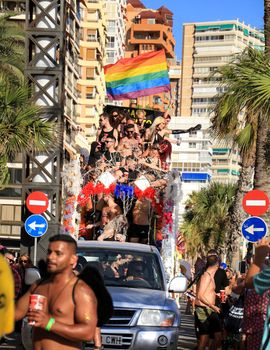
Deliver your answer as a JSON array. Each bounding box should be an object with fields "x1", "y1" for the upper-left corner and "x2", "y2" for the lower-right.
[{"x1": 178, "y1": 298, "x2": 197, "y2": 350}]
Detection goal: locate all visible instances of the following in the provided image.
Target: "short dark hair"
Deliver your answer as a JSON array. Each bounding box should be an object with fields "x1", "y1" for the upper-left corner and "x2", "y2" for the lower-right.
[
  {"x1": 106, "y1": 136, "x2": 116, "y2": 142},
  {"x1": 207, "y1": 249, "x2": 218, "y2": 256},
  {"x1": 49, "y1": 234, "x2": 77, "y2": 253},
  {"x1": 206, "y1": 255, "x2": 220, "y2": 268}
]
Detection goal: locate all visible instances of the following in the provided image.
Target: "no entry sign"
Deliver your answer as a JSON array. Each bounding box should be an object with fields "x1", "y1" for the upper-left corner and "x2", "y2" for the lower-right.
[
  {"x1": 26, "y1": 191, "x2": 49, "y2": 214},
  {"x1": 242, "y1": 190, "x2": 269, "y2": 216}
]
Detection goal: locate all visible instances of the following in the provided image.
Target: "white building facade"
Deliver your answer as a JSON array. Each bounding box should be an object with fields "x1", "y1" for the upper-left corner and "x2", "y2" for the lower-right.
[{"x1": 169, "y1": 116, "x2": 212, "y2": 222}]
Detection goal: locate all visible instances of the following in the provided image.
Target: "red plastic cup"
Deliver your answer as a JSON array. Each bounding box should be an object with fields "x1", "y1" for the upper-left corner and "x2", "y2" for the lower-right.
[
  {"x1": 28, "y1": 294, "x2": 47, "y2": 325},
  {"x1": 220, "y1": 290, "x2": 226, "y2": 303}
]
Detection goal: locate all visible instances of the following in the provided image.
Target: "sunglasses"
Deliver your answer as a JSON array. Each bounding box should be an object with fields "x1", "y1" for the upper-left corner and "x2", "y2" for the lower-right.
[{"x1": 7, "y1": 257, "x2": 15, "y2": 264}]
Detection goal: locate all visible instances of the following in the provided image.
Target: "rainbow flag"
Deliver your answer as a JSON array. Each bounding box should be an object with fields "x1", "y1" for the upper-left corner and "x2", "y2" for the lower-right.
[{"x1": 104, "y1": 50, "x2": 171, "y2": 100}]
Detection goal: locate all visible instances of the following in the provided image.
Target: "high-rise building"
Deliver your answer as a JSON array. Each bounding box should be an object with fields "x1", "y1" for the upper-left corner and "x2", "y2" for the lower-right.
[
  {"x1": 0, "y1": 0, "x2": 89, "y2": 248},
  {"x1": 104, "y1": 0, "x2": 127, "y2": 65},
  {"x1": 169, "y1": 116, "x2": 212, "y2": 222},
  {"x1": 125, "y1": 0, "x2": 175, "y2": 111},
  {"x1": 180, "y1": 20, "x2": 264, "y2": 182},
  {"x1": 168, "y1": 60, "x2": 181, "y2": 117},
  {"x1": 77, "y1": 0, "x2": 107, "y2": 141}
]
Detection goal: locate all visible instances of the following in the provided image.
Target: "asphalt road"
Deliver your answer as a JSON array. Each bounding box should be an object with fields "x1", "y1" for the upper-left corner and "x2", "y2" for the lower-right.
[{"x1": 0, "y1": 300, "x2": 197, "y2": 350}]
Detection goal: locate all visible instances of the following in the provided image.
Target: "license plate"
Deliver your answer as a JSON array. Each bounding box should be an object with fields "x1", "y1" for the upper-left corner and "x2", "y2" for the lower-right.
[{"x1": 102, "y1": 335, "x2": 123, "y2": 346}]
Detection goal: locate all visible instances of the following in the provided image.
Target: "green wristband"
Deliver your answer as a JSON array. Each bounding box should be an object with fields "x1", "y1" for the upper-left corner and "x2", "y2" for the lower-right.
[{"x1": 45, "y1": 317, "x2": 55, "y2": 331}]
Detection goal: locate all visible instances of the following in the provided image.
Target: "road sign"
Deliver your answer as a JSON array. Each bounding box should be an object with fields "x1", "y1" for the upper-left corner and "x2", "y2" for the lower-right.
[
  {"x1": 241, "y1": 216, "x2": 268, "y2": 243},
  {"x1": 242, "y1": 190, "x2": 269, "y2": 216},
  {"x1": 26, "y1": 191, "x2": 49, "y2": 214},
  {"x1": 24, "y1": 214, "x2": 48, "y2": 238}
]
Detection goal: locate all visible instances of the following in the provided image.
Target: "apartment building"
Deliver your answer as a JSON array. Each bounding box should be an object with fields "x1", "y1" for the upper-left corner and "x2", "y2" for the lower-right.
[
  {"x1": 180, "y1": 20, "x2": 264, "y2": 182},
  {"x1": 104, "y1": 0, "x2": 127, "y2": 64},
  {"x1": 168, "y1": 60, "x2": 181, "y2": 117},
  {"x1": 0, "y1": 0, "x2": 89, "y2": 248},
  {"x1": 77, "y1": 0, "x2": 107, "y2": 141},
  {"x1": 169, "y1": 116, "x2": 212, "y2": 221},
  {"x1": 125, "y1": 0, "x2": 175, "y2": 111}
]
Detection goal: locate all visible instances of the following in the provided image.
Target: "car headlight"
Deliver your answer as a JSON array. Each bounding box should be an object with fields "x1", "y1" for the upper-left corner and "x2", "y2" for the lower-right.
[{"x1": 137, "y1": 309, "x2": 175, "y2": 327}]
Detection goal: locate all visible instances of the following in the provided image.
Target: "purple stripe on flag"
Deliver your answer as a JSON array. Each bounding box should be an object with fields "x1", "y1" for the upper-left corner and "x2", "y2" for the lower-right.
[{"x1": 107, "y1": 84, "x2": 171, "y2": 101}]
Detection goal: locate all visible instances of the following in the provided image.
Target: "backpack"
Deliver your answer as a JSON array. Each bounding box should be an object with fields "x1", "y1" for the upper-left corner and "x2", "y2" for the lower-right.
[
  {"x1": 78, "y1": 265, "x2": 114, "y2": 327},
  {"x1": 224, "y1": 294, "x2": 244, "y2": 334}
]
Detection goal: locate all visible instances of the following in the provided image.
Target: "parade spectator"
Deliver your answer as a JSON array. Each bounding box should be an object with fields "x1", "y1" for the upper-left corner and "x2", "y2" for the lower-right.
[
  {"x1": 195, "y1": 254, "x2": 222, "y2": 350},
  {"x1": 4, "y1": 251, "x2": 22, "y2": 300},
  {"x1": 15, "y1": 234, "x2": 98, "y2": 349},
  {"x1": 17, "y1": 254, "x2": 35, "y2": 294},
  {"x1": 245, "y1": 238, "x2": 270, "y2": 350}
]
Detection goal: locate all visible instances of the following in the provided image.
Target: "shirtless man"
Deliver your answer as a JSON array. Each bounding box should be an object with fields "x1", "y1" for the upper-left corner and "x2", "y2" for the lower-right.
[
  {"x1": 128, "y1": 197, "x2": 151, "y2": 244},
  {"x1": 195, "y1": 254, "x2": 222, "y2": 350},
  {"x1": 15, "y1": 234, "x2": 97, "y2": 350}
]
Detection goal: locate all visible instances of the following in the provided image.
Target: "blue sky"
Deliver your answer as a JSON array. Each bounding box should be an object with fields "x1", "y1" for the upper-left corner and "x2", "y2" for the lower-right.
[{"x1": 142, "y1": 0, "x2": 264, "y2": 59}]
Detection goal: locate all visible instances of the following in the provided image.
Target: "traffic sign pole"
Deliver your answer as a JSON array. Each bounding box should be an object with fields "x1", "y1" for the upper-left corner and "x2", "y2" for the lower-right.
[{"x1": 34, "y1": 238, "x2": 37, "y2": 266}]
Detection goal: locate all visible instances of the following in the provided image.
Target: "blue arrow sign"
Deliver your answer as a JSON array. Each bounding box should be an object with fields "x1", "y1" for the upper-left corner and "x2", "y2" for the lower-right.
[
  {"x1": 241, "y1": 216, "x2": 268, "y2": 243},
  {"x1": 25, "y1": 214, "x2": 48, "y2": 238}
]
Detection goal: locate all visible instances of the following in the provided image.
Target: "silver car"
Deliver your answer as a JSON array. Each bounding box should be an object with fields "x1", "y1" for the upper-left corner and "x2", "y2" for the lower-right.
[{"x1": 77, "y1": 241, "x2": 187, "y2": 350}]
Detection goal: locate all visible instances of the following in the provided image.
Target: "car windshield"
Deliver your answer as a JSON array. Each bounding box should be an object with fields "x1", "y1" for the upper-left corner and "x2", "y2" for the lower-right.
[{"x1": 77, "y1": 248, "x2": 164, "y2": 291}]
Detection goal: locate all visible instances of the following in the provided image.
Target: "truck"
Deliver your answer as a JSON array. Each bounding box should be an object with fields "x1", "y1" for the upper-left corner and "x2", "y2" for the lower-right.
[{"x1": 77, "y1": 240, "x2": 188, "y2": 350}]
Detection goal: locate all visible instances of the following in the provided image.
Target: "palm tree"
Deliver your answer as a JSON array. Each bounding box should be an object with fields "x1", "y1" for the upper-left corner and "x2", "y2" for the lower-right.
[
  {"x1": 210, "y1": 48, "x2": 270, "y2": 258},
  {"x1": 181, "y1": 182, "x2": 236, "y2": 260},
  {"x1": 0, "y1": 15, "x2": 25, "y2": 84},
  {"x1": 0, "y1": 77, "x2": 56, "y2": 186},
  {"x1": 253, "y1": 1, "x2": 270, "y2": 216}
]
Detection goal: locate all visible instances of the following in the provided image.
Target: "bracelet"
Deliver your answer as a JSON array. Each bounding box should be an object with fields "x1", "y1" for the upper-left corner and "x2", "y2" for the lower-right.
[{"x1": 45, "y1": 317, "x2": 55, "y2": 331}]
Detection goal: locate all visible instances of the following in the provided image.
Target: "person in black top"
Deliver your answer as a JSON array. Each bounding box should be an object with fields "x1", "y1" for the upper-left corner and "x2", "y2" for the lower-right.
[
  {"x1": 96, "y1": 113, "x2": 118, "y2": 148},
  {"x1": 102, "y1": 136, "x2": 121, "y2": 168}
]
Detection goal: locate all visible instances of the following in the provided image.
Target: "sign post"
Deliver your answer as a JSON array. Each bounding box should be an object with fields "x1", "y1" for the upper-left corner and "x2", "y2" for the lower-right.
[{"x1": 25, "y1": 192, "x2": 49, "y2": 266}]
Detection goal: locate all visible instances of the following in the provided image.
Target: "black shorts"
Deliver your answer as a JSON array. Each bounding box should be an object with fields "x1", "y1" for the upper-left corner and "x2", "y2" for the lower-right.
[
  {"x1": 195, "y1": 306, "x2": 221, "y2": 336},
  {"x1": 127, "y1": 224, "x2": 149, "y2": 239}
]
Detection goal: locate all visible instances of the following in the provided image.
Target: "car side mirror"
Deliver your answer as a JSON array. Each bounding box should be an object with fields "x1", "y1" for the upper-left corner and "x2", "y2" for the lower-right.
[
  {"x1": 25, "y1": 268, "x2": 41, "y2": 285},
  {"x1": 168, "y1": 276, "x2": 188, "y2": 293}
]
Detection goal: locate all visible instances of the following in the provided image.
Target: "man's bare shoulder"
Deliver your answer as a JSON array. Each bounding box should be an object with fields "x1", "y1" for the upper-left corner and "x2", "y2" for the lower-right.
[
  {"x1": 75, "y1": 279, "x2": 97, "y2": 301},
  {"x1": 200, "y1": 271, "x2": 211, "y2": 281}
]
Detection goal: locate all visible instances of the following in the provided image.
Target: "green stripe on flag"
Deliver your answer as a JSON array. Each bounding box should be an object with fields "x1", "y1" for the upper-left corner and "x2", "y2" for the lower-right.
[{"x1": 106, "y1": 70, "x2": 168, "y2": 89}]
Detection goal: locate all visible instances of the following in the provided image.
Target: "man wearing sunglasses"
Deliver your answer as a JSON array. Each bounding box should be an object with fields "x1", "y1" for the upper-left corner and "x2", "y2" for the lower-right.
[{"x1": 103, "y1": 137, "x2": 122, "y2": 168}]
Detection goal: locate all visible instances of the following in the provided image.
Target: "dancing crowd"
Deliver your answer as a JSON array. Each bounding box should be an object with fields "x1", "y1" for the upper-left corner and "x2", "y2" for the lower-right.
[{"x1": 78, "y1": 107, "x2": 201, "y2": 244}]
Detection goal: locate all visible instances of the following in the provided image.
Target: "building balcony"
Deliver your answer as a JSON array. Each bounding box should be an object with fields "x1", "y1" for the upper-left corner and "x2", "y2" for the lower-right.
[{"x1": 130, "y1": 23, "x2": 176, "y2": 44}]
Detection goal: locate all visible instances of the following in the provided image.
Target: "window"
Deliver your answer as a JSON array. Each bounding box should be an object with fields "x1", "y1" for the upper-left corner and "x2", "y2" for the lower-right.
[
  {"x1": 147, "y1": 19, "x2": 156, "y2": 24},
  {"x1": 153, "y1": 96, "x2": 162, "y2": 104},
  {"x1": 107, "y1": 37, "x2": 115, "y2": 48},
  {"x1": 189, "y1": 142, "x2": 196, "y2": 148}
]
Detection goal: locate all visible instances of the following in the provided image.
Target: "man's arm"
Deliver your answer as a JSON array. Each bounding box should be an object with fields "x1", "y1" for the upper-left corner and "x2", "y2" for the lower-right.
[
  {"x1": 245, "y1": 238, "x2": 270, "y2": 289},
  {"x1": 15, "y1": 286, "x2": 34, "y2": 321},
  {"x1": 27, "y1": 281, "x2": 98, "y2": 342}
]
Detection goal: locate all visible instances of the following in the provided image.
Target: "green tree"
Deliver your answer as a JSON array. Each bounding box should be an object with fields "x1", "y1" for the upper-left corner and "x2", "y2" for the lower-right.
[
  {"x1": 0, "y1": 15, "x2": 25, "y2": 84},
  {"x1": 181, "y1": 182, "x2": 236, "y2": 259},
  {"x1": 0, "y1": 77, "x2": 56, "y2": 186},
  {"x1": 210, "y1": 48, "x2": 270, "y2": 259}
]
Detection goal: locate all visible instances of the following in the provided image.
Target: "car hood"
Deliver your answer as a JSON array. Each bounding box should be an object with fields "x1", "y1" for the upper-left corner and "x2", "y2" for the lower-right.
[{"x1": 108, "y1": 286, "x2": 168, "y2": 309}]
